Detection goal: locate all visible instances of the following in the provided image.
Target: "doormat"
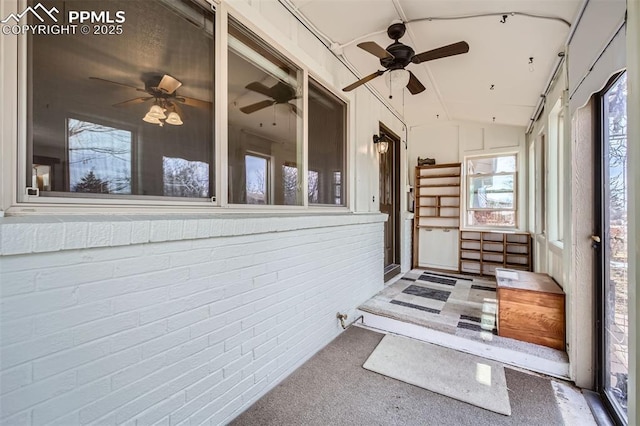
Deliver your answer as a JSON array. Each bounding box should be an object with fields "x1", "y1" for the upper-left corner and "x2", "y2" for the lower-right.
[{"x1": 363, "y1": 334, "x2": 512, "y2": 415}]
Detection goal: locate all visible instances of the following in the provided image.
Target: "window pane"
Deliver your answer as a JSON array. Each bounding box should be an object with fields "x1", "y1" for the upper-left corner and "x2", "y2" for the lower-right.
[
  {"x1": 467, "y1": 211, "x2": 516, "y2": 227},
  {"x1": 468, "y1": 155, "x2": 516, "y2": 175},
  {"x1": 467, "y1": 175, "x2": 515, "y2": 209},
  {"x1": 246, "y1": 155, "x2": 269, "y2": 204},
  {"x1": 163, "y1": 157, "x2": 209, "y2": 198},
  {"x1": 308, "y1": 80, "x2": 346, "y2": 205},
  {"x1": 68, "y1": 119, "x2": 131, "y2": 194},
  {"x1": 228, "y1": 20, "x2": 303, "y2": 205},
  {"x1": 29, "y1": 0, "x2": 214, "y2": 199}
]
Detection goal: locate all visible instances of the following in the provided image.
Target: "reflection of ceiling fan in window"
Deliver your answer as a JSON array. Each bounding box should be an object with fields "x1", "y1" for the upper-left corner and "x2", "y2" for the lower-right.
[
  {"x1": 240, "y1": 81, "x2": 300, "y2": 115},
  {"x1": 89, "y1": 74, "x2": 212, "y2": 126}
]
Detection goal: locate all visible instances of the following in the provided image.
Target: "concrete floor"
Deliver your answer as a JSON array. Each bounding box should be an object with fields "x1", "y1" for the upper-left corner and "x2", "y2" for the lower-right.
[{"x1": 231, "y1": 327, "x2": 567, "y2": 425}]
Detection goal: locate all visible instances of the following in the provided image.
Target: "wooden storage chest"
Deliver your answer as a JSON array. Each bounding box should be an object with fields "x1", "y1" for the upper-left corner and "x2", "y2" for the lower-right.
[{"x1": 496, "y1": 268, "x2": 565, "y2": 350}]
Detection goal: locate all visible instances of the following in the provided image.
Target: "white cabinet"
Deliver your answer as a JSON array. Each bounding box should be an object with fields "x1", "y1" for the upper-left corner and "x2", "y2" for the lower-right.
[{"x1": 418, "y1": 228, "x2": 460, "y2": 271}]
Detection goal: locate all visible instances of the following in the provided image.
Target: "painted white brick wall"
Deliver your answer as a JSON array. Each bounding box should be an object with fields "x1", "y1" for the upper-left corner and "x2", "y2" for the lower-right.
[{"x1": 0, "y1": 215, "x2": 385, "y2": 425}]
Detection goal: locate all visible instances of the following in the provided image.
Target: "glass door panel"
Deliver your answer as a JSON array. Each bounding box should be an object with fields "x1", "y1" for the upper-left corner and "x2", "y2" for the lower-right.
[{"x1": 601, "y1": 72, "x2": 628, "y2": 421}]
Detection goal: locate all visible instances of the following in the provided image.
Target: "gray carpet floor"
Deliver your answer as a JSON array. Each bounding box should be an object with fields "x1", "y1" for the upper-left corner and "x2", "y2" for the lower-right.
[{"x1": 230, "y1": 327, "x2": 564, "y2": 425}]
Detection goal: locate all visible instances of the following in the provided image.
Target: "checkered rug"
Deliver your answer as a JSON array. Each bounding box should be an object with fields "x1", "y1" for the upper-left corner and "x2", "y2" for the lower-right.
[{"x1": 359, "y1": 269, "x2": 499, "y2": 339}]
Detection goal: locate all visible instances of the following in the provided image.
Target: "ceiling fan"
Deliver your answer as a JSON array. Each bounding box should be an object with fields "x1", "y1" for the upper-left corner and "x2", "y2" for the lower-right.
[
  {"x1": 240, "y1": 81, "x2": 299, "y2": 115},
  {"x1": 89, "y1": 74, "x2": 212, "y2": 109},
  {"x1": 342, "y1": 22, "x2": 469, "y2": 95}
]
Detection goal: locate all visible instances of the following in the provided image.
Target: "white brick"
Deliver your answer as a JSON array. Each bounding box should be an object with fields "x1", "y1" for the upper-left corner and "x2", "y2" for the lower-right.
[
  {"x1": 140, "y1": 299, "x2": 188, "y2": 325},
  {"x1": 164, "y1": 336, "x2": 211, "y2": 367},
  {"x1": 222, "y1": 352, "x2": 253, "y2": 379},
  {"x1": 169, "y1": 249, "x2": 212, "y2": 268},
  {"x1": 208, "y1": 347, "x2": 241, "y2": 374},
  {"x1": 184, "y1": 369, "x2": 223, "y2": 402},
  {"x1": 34, "y1": 300, "x2": 112, "y2": 336},
  {"x1": 136, "y1": 268, "x2": 190, "y2": 292},
  {"x1": 0, "y1": 270, "x2": 36, "y2": 296},
  {"x1": 241, "y1": 331, "x2": 268, "y2": 355},
  {"x1": 33, "y1": 338, "x2": 111, "y2": 380},
  {"x1": 0, "y1": 365, "x2": 31, "y2": 395},
  {"x1": 112, "y1": 254, "x2": 171, "y2": 278},
  {"x1": 167, "y1": 307, "x2": 209, "y2": 332},
  {"x1": 110, "y1": 221, "x2": 133, "y2": 246},
  {"x1": 203, "y1": 322, "x2": 242, "y2": 345},
  {"x1": 110, "y1": 353, "x2": 167, "y2": 391},
  {"x1": 110, "y1": 321, "x2": 167, "y2": 353},
  {"x1": 182, "y1": 219, "x2": 199, "y2": 240},
  {"x1": 170, "y1": 390, "x2": 209, "y2": 425},
  {"x1": 111, "y1": 287, "x2": 168, "y2": 314},
  {"x1": 167, "y1": 221, "x2": 184, "y2": 241},
  {"x1": 34, "y1": 223, "x2": 64, "y2": 252},
  {"x1": 0, "y1": 371, "x2": 76, "y2": 418},
  {"x1": 73, "y1": 312, "x2": 138, "y2": 346},
  {"x1": 1, "y1": 331, "x2": 74, "y2": 370},
  {"x1": 31, "y1": 378, "x2": 111, "y2": 425},
  {"x1": 0, "y1": 287, "x2": 77, "y2": 322},
  {"x1": 205, "y1": 394, "x2": 244, "y2": 426},
  {"x1": 131, "y1": 392, "x2": 185, "y2": 426},
  {"x1": 182, "y1": 288, "x2": 225, "y2": 311},
  {"x1": 1, "y1": 223, "x2": 36, "y2": 255},
  {"x1": 77, "y1": 277, "x2": 133, "y2": 303},
  {"x1": 149, "y1": 220, "x2": 170, "y2": 242},
  {"x1": 0, "y1": 411, "x2": 30, "y2": 426},
  {"x1": 87, "y1": 222, "x2": 112, "y2": 248},
  {"x1": 130, "y1": 221, "x2": 151, "y2": 244},
  {"x1": 142, "y1": 328, "x2": 191, "y2": 359},
  {"x1": 224, "y1": 328, "x2": 253, "y2": 351},
  {"x1": 77, "y1": 347, "x2": 142, "y2": 385},
  {"x1": 63, "y1": 222, "x2": 89, "y2": 250},
  {"x1": 195, "y1": 219, "x2": 212, "y2": 238},
  {"x1": 0, "y1": 318, "x2": 33, "y2": 346}
]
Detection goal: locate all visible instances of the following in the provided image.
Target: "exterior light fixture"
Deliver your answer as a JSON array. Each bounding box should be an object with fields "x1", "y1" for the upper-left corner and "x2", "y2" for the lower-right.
[{"x1": 373, "y1": 134, "x2": 389, "y2": 154}]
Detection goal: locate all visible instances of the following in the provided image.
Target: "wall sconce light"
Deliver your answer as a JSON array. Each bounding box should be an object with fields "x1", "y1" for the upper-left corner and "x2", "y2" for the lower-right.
[{"x1": 373, "y1": 134, "x2": 389, "y2": 154}]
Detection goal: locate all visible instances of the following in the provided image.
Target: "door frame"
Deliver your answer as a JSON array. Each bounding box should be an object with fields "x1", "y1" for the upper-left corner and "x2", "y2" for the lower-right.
[
  {"x1": 594, "y1": 70, "x2": 628, "y2": 425},
  {"x1": 379, "y1": 122, "x2": 401, "y2": 282}
]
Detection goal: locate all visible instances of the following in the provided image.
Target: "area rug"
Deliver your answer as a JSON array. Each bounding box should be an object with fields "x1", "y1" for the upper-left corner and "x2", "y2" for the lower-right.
[
  {"x1": 363, "y1": 334, "x2": 512, "y2": 415},
  {"x1": 359, "y1": 270, "x2": 498, "y2": 338}
]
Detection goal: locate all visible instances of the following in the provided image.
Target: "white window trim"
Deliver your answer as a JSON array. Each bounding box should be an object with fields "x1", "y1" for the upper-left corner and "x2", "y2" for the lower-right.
[
  {"x1": 2, "y1": 0, "x2": 353, "y2": 216},
  {"x1": 463, "y1": 152, "x2": 519, "y2": 230}
]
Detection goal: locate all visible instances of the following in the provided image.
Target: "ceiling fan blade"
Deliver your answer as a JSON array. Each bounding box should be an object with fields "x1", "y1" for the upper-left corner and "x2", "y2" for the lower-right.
[
  {"x1": 406, "y1": 71, "x2": 426, "y2": 95},
  {"x1": 89, "y1": 77, "x2": 146, "y2": 92},
  {"x1": 245, "y1": 81, "x2": 274, "y2": 98},
  {"x1": 357, "y1": 41, "x2": 394, "y2": 60},
  {"x1": 175, "y1": 96, "x2": 212, "y2": 109},
  {"x1": 112, "y1": 97, "x2": 153, "y2": 107},
  {"x1": 158, "y1": 74, "x2": 182, "y2": 94},
  {"x1": 411, "y1": 41, "x2": 470, "y2": 64},
  {"x1": 240, "y1": 99, "x2": 276, "y2": 114},
  {"x1": 342, "y1": 70, "x2": 385, "y2": 92}
]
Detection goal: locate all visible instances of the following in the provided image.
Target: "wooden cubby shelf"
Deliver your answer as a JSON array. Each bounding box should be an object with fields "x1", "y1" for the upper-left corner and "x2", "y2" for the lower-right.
[{"x1": 458, "y1": 230, "x2": 532, "y2": 276}]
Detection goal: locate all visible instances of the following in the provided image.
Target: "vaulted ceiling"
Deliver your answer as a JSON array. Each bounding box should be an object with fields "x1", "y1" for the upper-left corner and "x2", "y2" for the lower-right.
[{"x1": 288, "y1": 0, "x2": 583, "y2": 127}]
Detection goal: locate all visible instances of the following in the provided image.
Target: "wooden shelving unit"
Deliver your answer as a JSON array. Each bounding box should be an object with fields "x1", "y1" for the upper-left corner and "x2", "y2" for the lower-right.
[
  {"x1": 413, "y1": 163, "x2": 461, "y2": 270},
  {"x1": 459, "y1": 231, "x2": 532, "y2": 276}
]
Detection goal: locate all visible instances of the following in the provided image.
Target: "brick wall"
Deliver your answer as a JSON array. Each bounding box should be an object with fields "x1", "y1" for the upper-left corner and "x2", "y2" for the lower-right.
[{"x1": 0, "y1": 214, "x2": 385, "y2": 425}]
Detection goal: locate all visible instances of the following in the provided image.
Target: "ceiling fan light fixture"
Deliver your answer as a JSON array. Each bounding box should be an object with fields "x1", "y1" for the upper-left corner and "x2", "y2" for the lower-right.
[
  {"x1": 143, "y1": 113, "x2": 161, "y2": 124},
  {"x1": 385, "y1": 69, "x2": 410, "y2": 90},
  {"x1": 165, "y1": 111, "x2": 183, "y2": 126},
  {"x1": 148, "y1": 104, "x2": 167, "y2": 119}
]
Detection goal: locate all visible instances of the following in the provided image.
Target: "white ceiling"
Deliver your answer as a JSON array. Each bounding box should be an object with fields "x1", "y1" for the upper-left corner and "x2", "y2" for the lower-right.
[{"x1": 289, "y1": 0, "x2": 583, "y2": 127}]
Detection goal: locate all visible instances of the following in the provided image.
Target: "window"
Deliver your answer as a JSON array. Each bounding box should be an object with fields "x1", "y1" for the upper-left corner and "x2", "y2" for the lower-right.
[
  {"x1": 227, "y1": 19, "x2": 303, "y2": 205},
  {"x1": 246, "y1": 154, "x2": 270, "y2": 204},
  {"x1": 308, "y1": 79, "x2": 347, "y2": 205},
  {"x1": 466, "y1": 154, "x2": 517, "y2": 227},
  {"x1": 28, "y1": 0, "x2": 214, "y2": 200}
]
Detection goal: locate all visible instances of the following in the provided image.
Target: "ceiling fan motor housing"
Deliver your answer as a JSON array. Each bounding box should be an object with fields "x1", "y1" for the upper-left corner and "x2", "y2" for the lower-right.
[
  {"x1": 381, "y1": 42, "x2": 415, "y2": 70},
  {"x1": 387, "y1": 22, "x2": 406, "y2": 40}
]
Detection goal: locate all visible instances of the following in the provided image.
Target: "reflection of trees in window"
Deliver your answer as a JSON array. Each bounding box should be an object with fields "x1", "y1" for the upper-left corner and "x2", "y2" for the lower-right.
[
  {"x1": 162, "y1": 157, "x2": 209, "y2": 198},
  {"x1": 466, "y1": 154, "x2": 517, "y2": 227},
  {"x1": 68, "y1": 118, "x2": 132, "y2": 194},
  {"x1": 282, "y1": 165, "x2": 298, "y2": 205},
  {"x1": 246, "y1": 154, "x2": 268, "y2": 204},
  {"x1": 308, "y1": 170, "x2": 319, "y2": 203},
  {"x1": 607, "y1": 73, "x2": 627, "y2": 218}
]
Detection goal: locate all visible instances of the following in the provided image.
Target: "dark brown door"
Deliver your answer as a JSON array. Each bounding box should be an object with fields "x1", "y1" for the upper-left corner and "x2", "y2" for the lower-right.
[{"x1": 379, "y1": 124, "x2": 401, "y2": 281}]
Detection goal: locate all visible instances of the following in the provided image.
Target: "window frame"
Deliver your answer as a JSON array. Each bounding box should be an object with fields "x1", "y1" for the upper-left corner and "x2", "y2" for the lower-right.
[
  {"x1": 7, "y1": 0, "x2": 352, "y2": 213},
  {"x1": 464, "y1": 153, "x2": 519, "y2": 229}
]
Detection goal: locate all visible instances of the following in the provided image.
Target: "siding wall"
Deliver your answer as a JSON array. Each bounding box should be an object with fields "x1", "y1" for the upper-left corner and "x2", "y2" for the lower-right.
[{"x1": 0, "y1": 214, "x2": 385, "y2": 425}]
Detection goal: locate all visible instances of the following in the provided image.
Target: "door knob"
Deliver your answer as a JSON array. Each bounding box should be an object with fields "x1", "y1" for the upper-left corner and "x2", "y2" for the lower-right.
[{"x1": 591, "y1": 235, "x2": 601, "y2": 249}]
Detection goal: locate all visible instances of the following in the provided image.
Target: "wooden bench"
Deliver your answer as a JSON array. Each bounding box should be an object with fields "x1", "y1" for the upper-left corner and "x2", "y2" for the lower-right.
[{"x1": 495, "y1": 268, "x2": 565, "y2": 350}]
